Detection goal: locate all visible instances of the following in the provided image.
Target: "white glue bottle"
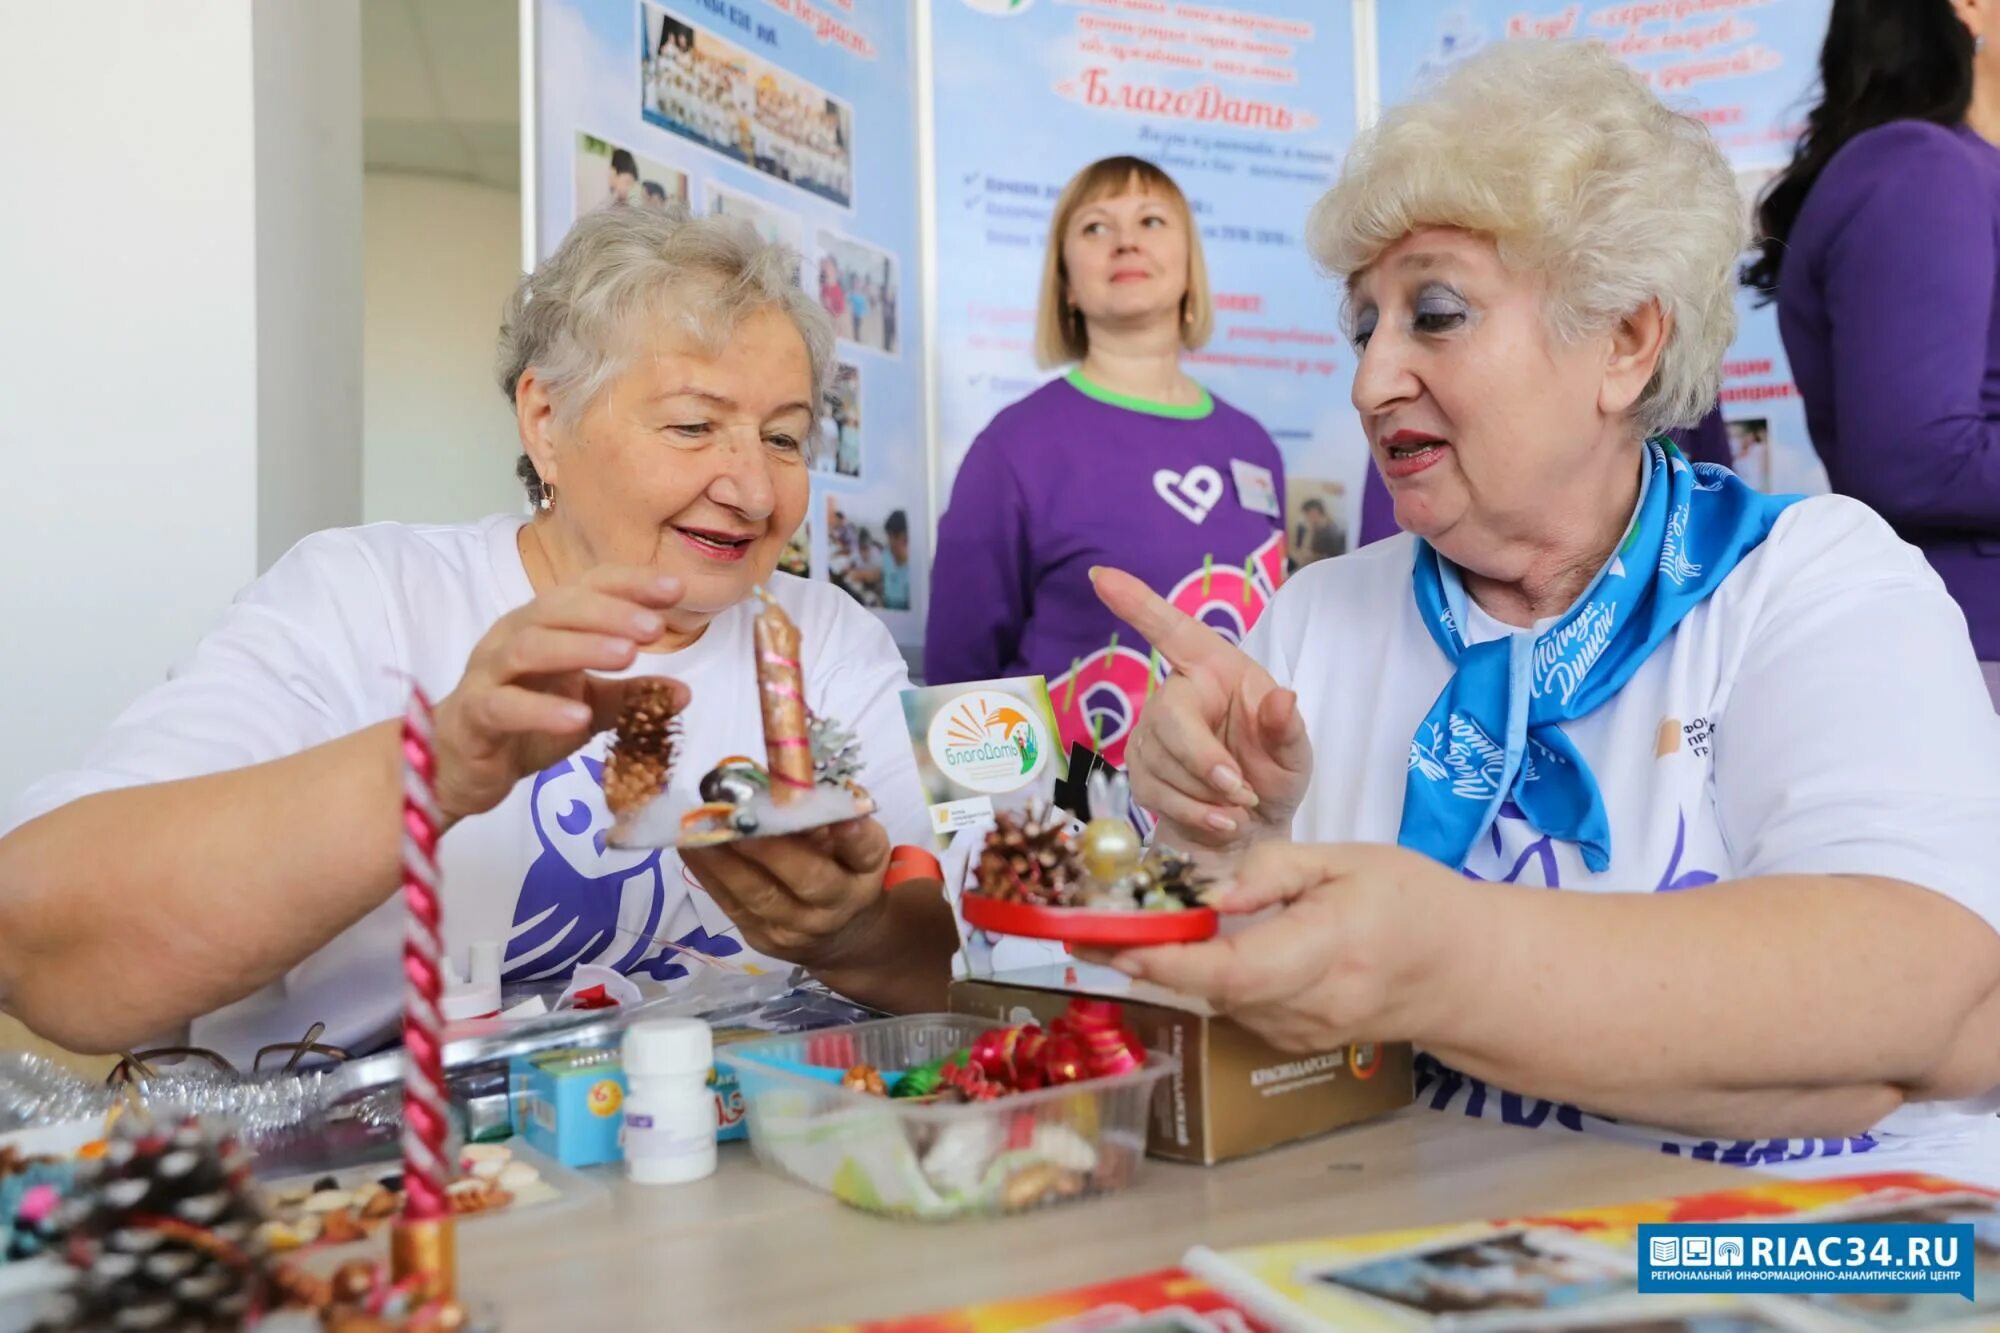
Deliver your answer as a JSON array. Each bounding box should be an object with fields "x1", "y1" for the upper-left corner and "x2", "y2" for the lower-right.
[{"x1": 620, "y1": 1018, "x2": 718, "y2": 1185}]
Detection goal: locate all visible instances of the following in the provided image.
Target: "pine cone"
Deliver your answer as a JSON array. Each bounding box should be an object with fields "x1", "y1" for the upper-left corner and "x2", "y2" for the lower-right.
[
  {"x1": 806, "y1": 713, "x2": 863, "y2": 788},
  {"x1": 37, "y1": 1115, "x2": 280, "y2": 1331},
  {"x1": 603, "y1": 678, "x2": 682, "y2": 817},
  {"x1": 1148, "y1": 845, "x2": 1209, "y2": 906},
  {"x1": 974, "y1": 804, "x2": 1079, "y2": 905}
]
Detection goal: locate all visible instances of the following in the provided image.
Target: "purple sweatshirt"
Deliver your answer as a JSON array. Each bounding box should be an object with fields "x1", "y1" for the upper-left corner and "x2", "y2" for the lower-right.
[
  {"x1": 1355, "y1": 407, "x2": 1736, "y2": 547},
  {"x1": 926, "y1": 373, "x2": 1286, "y2": 765},
  {"x1": 1779, "y1": 120, "x2": 2000, "y2": 660}
]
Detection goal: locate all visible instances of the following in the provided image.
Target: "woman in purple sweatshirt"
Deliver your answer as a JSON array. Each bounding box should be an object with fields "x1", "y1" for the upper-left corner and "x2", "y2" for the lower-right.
[
  {"x1": 1749, "y1": 0, "x2": 2000, "y2": 700},
  {"x1": 926, "y1": 157, "x2": 1286, "y2": 764}
]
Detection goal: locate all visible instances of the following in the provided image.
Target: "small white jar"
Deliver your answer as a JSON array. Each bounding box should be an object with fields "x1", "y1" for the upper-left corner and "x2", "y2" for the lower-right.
[{"x1": 620, "y1": 1018, "x2": 718, "y2": 1185}]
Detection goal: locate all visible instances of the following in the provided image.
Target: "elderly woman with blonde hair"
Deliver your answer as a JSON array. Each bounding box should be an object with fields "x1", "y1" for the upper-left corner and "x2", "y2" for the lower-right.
[
  {"x1": 1090, "y1": 41, "x2": 2000, "y2": 1181},
  {"x1": 0, "y1": 206, "x2": 953, "y2": 1062}
]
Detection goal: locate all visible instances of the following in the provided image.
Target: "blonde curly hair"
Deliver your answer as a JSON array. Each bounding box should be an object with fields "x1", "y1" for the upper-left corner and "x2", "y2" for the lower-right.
[{"x1": 1308, "y1": 40, "x2": 1744, "y2": 435}]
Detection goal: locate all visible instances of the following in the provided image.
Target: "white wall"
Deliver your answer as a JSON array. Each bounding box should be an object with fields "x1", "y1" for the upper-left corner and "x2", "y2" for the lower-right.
[
  {"x1": 363, "y1": 172, "x2": 527, "y2": 525},
  {"x1": 257, "y1": 6, "x2": 366, "y2": 568},
  {"x1": 0, "y1": 4, "x2": 362, "y2": 809}
]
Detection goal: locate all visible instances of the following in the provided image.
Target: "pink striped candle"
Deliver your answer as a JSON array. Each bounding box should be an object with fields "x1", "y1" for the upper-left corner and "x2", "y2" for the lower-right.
[{"x1": 398, "y1": 689, "x2": 449, "y2": 1224}]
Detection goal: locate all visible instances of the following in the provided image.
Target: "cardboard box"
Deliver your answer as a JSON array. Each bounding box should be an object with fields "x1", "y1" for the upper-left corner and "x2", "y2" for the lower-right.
[
  {"x1": 514, "y1": 1048, "x2": 628, "y2": 1168},
  {"x1": 509, "y1": 1043, "x2": 753, "y2": 1154},
  {"x1": 949, "y1": 967, "x2": 1413, "y2": 1165},
  {"x1": 709, "y1": 1029, "x2": 766, "y2": 1144}
]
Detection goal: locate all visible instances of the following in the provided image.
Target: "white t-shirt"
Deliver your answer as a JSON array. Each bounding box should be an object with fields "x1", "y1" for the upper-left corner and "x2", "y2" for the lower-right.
[
  {"x1": 1246, "y1": 495, "x2": 2000, "y2": 1183},
  {"x1": 6, "y1": 516, "x2": 930, "y2": 1062}
]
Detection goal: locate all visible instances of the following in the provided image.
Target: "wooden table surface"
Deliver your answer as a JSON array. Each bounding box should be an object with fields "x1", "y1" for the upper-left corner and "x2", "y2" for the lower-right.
[{"x1": 455, "y1": 1107, "x2": 1755, "y2": 1331}]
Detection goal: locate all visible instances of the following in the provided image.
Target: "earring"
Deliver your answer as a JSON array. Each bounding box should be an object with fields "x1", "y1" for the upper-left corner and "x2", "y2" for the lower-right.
[
  {"x1": 539, "y1": 484, "x2": 556, "y2": 512},
  {"x1": 1980, "y1": 35, "x2": 1990, "y2": 53}
]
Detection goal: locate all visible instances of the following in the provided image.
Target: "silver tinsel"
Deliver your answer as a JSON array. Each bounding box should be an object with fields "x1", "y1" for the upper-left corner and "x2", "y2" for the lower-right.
[
  {"x1": 0, "y1": 1053, "x2": 332, "y2": 1152},
  {"x1": 807, "y1": 712, "x2": 864, "y2": 787}
]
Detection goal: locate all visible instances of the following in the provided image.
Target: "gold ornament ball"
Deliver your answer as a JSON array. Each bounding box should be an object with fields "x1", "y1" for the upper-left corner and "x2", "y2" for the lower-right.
[{"x1": 1079, "y1": 818, "x2": 1142, "y2": 883}]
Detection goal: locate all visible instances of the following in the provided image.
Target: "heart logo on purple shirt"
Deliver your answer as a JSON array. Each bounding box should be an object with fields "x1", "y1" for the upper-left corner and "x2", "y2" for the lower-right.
[{"x1": 1153, "y1": 465, "x2": 1224, "y2": 524}]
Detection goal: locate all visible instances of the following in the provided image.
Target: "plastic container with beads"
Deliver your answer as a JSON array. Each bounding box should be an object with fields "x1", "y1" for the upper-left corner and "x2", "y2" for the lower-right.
[{"x1": 719, "y1": 1013, "x2": 1173, "y2": 1222}]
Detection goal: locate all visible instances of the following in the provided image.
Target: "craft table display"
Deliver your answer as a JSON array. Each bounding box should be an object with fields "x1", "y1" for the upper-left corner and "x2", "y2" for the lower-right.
[
  {"x1": 447, "y1": 1111, "x2": 1762, "y2": 1331},
  {"x1": 0, "y1": 593, "x2": 1816, "y2": 1333},
  {"x1": 0, "y1": 594, "x2": 1204, "y2": 1327}
]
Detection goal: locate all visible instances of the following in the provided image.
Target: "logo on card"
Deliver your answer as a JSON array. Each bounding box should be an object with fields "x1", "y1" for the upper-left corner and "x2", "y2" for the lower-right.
[
  {"x1": 928, "y1": 690, "x2": 1050, "y2": 793},
  {"x1": 1349, "y1": 1043, "x2": 1381, "y2": 1080}
]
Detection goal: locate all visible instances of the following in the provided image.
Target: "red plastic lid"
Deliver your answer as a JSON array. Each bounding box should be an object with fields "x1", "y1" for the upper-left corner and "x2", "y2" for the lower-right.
[{"x1": 962, "y1": 893, "x2": 1219, "y2": 947}]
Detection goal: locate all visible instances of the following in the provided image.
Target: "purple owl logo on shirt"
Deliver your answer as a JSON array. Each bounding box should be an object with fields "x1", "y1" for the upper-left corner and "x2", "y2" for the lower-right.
[
  {"x1": 503, "y1": 754, "x2": 742, "y2": 984},
  {"x1": 1463, "y1": 804, "x2": 1718, "y2": 891}
]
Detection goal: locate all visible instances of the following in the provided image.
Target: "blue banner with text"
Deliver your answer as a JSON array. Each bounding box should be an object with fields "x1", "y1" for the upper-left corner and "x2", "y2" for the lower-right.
[{"x1": 1638, "y1": 1223, "x2": 1978, "y2": 1301}]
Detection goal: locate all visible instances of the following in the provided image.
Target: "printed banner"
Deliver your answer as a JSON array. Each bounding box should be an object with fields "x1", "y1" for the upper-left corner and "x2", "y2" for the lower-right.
[
  {"x1": 930, "y1": 0, "x2": 1370, "y2": 541},
  {"x1": 1188, "y1": 1171, "x2": 1999, "y2": 1331},
  {"x1": 534, "y1": 0, "x2": 929, "y2": 647},
  {"x1": 1375, "y1": 0, "x2": 1835, "y2": 496}
]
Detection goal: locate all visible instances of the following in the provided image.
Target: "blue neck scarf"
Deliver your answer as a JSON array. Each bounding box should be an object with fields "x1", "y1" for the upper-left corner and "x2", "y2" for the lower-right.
[{"x1": 1399, "y1": 439, "x2": 1799, "y2": 872}]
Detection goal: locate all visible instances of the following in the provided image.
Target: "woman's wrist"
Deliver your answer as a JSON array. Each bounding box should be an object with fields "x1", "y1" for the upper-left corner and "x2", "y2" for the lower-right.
[
  {"x1": 1367, "y1": 852, "x2": 1476, "y2": 1045},
  {"x1": 423, "y1": 701, "x2": 497, "y2": 833},
  {"x1": 806, "y1": 881, "x2": 955, "y2": 1013},
  {"x1": 1150, "y1": 814, "x2": 1291, "y2": 881}
]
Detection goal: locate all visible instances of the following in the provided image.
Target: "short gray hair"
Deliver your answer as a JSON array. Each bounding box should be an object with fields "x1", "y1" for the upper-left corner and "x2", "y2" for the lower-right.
[
  {"x1": 1307, "y1": 40, "x2": 1744, "y2": 436},
  {"x1": 497, "y1": 203, "x2": 835, "y2": 501}
]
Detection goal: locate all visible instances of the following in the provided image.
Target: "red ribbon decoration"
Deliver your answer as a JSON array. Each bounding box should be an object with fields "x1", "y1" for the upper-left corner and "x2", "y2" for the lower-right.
[
  {"x1": 938, "y1": 1057, "x2": 1006, "y2": 1101},
  {"x1": 566, "y1": 984, "x2": 616, "y2": 1011},
  {"x1": 1061, "y1": 999, "x2": 1144, "y2": 1079},
  {"x1": 956, "y1": 999, "x2": 1144, "y2": 1098}
]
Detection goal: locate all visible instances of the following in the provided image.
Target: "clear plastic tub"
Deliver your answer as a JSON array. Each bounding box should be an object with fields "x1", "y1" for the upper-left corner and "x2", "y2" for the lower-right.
[{"x1": 719, "y1": 1013, "x2": 1174, "y2": 1222}]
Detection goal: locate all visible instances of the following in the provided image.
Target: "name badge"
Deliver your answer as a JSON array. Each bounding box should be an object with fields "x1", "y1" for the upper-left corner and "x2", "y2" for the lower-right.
[{"x1": 1230, "y1": 459, "x2": 1279, "y2": 516}]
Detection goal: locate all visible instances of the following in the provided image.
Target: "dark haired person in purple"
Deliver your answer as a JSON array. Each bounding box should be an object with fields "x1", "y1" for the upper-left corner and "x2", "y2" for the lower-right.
[{"x1": 1750, "y1": 0, "x2": 2000, "y2": 704}]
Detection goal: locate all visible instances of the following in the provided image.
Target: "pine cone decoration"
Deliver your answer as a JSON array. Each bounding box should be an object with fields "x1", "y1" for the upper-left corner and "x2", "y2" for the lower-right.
[
  {"x1": 603, "y1": 678, "x2": 682, "y2": 817},
  {"x1": 37, "y1": 1115, "x2": 280, "y2": 1331},
  {"x1": 973, "y1": 803, "x2": 1080, "y2": 905},
  {"x1": 807, "y1": 713, "x2": 863, "y2": 788}
]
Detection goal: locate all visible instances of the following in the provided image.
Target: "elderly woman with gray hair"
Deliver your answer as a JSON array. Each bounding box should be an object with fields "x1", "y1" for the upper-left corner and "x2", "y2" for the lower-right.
[
  {"x1": 1089, "y1": 41, "x2": 2000, "y2": 1181},
  {"x1": 0, "y1": 206, "x2": 952, "y2": 1061}
]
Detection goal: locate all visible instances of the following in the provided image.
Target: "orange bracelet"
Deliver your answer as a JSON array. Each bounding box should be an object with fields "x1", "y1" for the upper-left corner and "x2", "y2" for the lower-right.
[{"x1": 883, "y1": 844, "x2": 943, "y2": 890}]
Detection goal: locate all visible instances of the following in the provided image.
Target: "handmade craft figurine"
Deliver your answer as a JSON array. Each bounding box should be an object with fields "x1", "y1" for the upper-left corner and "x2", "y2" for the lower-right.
[
  {"x1": 32, "y1": 1114, "x2": 285, "y2": 1330},
  {"x1": 25, "y1": 1111, "x2": 490, "y2": 1331},
  {"x1": 960, "y1": 769, "x2": 1217, "y2": 945},
  {"x1": 605, "y1": 587, "x2": 874, "y2": 849}
]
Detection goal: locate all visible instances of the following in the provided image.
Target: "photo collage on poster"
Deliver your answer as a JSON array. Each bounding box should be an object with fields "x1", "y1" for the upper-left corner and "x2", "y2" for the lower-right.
[
  {"x1": 539, "y1": 0, "x2": 926, "y2": 646},
  {"x1": 639, "y1": 1, "x2": 853, "y2": 208}
]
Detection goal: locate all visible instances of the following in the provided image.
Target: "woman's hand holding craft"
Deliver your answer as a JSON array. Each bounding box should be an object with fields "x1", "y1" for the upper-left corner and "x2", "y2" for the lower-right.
[{"x1": 433, "y1": 566, "x2": 691, "y2": 824}]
